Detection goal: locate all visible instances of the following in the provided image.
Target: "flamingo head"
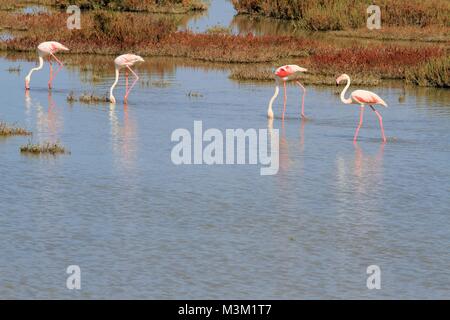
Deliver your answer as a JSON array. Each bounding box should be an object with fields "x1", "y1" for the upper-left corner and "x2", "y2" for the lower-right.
[
  {"x1": 133, "y1": 55, "x2": 145, "y2": 64},
  {"x1": 109, "y1": 94, "x2": 116, "y2": 104},
  {"x1": 336, "y1": 74, "x2": 350, "y2": 85},
  {"x1": 25, "y1": 75, "x2": 30, "y2": 90}
]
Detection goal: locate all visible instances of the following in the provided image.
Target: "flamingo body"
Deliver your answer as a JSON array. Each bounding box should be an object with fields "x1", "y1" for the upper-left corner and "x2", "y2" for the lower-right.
[
  {"x1": 275, "y1": 65, "x2": 307, "y2": 80},
  {"x1": 37, "y1": 41, "x2": 69, "y2": 56},
  {"x1": 25, "y1": 41, "x2": 69, "y2": 90},
  {"x1": 114, "y1": 54, "x2": 144, "y2": 68},
  {"x1": 109, "y1": 54, "x2": 144, "y2": 104},
  {"x1": 350, "y1": 90, "x2": 388, "y2": 107},
  {"x1": 268, "y1": 64, "x2": 308, "y2": 120},
  {"x1": 336, "y1": 74, "x2": 387, "y2": 142}
]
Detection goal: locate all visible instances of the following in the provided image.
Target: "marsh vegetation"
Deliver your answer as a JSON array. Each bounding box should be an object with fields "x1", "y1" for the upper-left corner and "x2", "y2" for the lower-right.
[
  {"x1": 231, "y1": 0, "x2": 450, "y2": 31},
  {"x1": 20, "y1": 141, "x2": 69, "y2": 155},
  {"x1": 0, "y1": 0, "x2": 448, "y2": 87},
  {"x1": 0, "y1": 121, "x2": 32, "y2": 136}
]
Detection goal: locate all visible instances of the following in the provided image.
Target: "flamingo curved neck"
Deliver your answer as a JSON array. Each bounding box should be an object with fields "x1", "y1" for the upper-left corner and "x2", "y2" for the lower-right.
[
  {"x1": 340, "y1": 77, "x2": 352, "y2": 104},
  {"x1": 109, "y1": 68, "x2": 120, "y2": 100},
  {"x1": 26, "y1": 56, "x2": 44, "y2": 79},
  {"x1": 268, "y1": 85, "x2": 279, "y2": 116}
]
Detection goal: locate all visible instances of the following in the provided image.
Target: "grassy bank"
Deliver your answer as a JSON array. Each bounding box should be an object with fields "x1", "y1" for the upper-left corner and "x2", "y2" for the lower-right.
[
  {"x1": 0, "y1": 9, "x2": 448, "y2": 87},
  {"x1": 229, "y1": 49, "x2": 450, "y2": 88},
  {"x1": 232, "y1": 0, "x2": 450, "y2": 31}
]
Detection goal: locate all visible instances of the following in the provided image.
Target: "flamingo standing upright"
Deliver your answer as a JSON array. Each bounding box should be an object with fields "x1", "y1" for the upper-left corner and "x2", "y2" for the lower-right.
[
  {"x1": 109, "y1": 54, "x2": 145, "y2": 104},
  {"x1": 336, "y1": 74, "x2": 387, "y2": 143},
  {"x1": 267, "y1": 65, "x2": 307, "y2": 120},
  {"x1": 25, "y1": 41, "x2": 69, "y2": 90}
]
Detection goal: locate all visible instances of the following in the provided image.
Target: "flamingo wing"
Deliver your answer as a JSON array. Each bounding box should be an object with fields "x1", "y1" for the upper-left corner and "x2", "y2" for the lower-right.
[
  {"x1": 286, "y1": 65, "x2": 307, "y2": 73},
  {"x1": 351, "y1": 90, "x2": 388, "y2": 107}
]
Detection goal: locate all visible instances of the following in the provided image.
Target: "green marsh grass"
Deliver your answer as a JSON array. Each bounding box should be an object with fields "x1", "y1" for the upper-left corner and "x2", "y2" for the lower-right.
[
  {"x1": 20, "y1": 141, "x2": 70, "y2": 155},
  {"x1": 67, "y1": 91, "x2": 110, "y2": 104},
  {"x1": 406, "y1": 56, "x2": 450, "y2": 87},
  {"x1": 0, "y1": 121, "x2": 32, "y2": 136}
]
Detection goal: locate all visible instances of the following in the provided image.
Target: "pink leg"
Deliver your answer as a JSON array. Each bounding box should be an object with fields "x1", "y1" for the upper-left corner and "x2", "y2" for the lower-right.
[
  {"x1": 48, "y1": 53, "x2": 64, "y2": 89},
  {"x1": 296, "y1": 80, "x2": 306, "y2": 119},
  {"x1": 370, "y1": 106, "x2": 387, "y2": 143},
  {"x1": 48, "y1": 58, "x2": 53, "y2": 89},
  {"x1": 282, "y1": 81, "x2": 287, "y2": 121},
  {"x1": 125, "y1": 69, "x2": 129, "y2": 94},
  {"x1": 124, "y1": 66, "x2": 139, "y2": 103},
  {"x1": 354, "y1": 106, "x2": 364, "y2": 142}
]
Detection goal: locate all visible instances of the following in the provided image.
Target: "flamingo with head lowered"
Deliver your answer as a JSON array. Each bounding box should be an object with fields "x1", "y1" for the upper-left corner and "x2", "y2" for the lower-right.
[
  {"x1": 109, "y1": 54, "x2": 145, "y2": 104},
  {"x1": 336, "y1": 74, "x2": 387, "y2": 143},
  {"x1": 25, "y1": 41, "x2": 69, "y2": 90},
  {"x1": 267, "y1": 65, "x2": 307, "y2": 120}
]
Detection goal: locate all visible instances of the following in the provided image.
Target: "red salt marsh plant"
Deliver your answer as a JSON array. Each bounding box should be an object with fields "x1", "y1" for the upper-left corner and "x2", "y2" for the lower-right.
[
  {"x1": 229, "y1": 45, "x2": 448, "y2": 85},
  {"x1": 1, "y1": 10, "x2": 316, "y2": 62},
  {"x1": 2, "y1": 11, "x2": 178, "y2": 54},
  {"x1": 308, "y1": 45, "x2": 447, "y2": 79}
]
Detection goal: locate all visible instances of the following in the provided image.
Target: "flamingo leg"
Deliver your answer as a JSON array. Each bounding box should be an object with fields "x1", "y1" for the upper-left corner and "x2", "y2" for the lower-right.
[
  {"x1": 48, "y1": 57, "x2": 53, "y2": 89},
  {"x1": 48, "y1": 53, "x2": 64, "y2": 89},
  {"x1": 125, "y1": 69, "x2": 129, "y2": 95},
  {"x1": 124, "y1": 66, "x2": 139, "y2": 103},
  {"x1": 354, "y1": 105, "x2": 364, "y2": 142},
  {"x1": 370, "y1": 105, "x2": 387, "y2": 143},
  {"x1": 296, "y1": 80, "x2": 306, "y2": 119},
  {"x1": 282, "y1": 81, "x2": 287, "y2": 121}
]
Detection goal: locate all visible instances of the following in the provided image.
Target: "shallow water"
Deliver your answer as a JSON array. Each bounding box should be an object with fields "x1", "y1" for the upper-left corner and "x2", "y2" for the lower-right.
[
  {"x1": 0, "y1": 53, "x2": 449, "y2": 299},
  {"x1": 182, "y1": 0, "x2": 315, "y2": 36}
]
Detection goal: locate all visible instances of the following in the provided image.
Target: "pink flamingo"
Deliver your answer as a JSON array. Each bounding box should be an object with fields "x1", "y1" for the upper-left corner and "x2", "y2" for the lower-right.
[
  {"x1": 109, "y1": 54, "x2": 145, "y2": 104},
  {"x1": 336, "y1": 74, "x2": 387, "y2": 143},
  {"x1": 25, "y1": 41, "x2": 69, "y2": 90},
  {"x1": 267, "y1": 65, "x2": 307, "y2": 120}
]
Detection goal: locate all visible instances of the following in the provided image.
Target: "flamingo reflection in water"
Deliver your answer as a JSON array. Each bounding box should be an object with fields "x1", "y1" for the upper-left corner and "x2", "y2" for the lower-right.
[
  {"x1": 109, "y1": 104, "x2": 138, "y2": 172},
  {"x1": 24, "y1": 91, "x2": 62, "y2": 141},
  {"x1": 336, "y1": 141, "x2": 385, "y2": 203}
]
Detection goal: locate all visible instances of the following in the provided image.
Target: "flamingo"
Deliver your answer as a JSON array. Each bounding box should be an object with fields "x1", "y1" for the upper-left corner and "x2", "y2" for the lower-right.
[
  {"x1": 25, "y1": 41, "x2": 69, "y2": 90},
  {"x1": 267, "y1": 65, "x2": 307, "y2": 120},
  {"x1": 336, "y1": 74, "x2": 387, "y2": 143},
  {"x1": 109, "y1": 54, "x2": 145, "y2": 104}
]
